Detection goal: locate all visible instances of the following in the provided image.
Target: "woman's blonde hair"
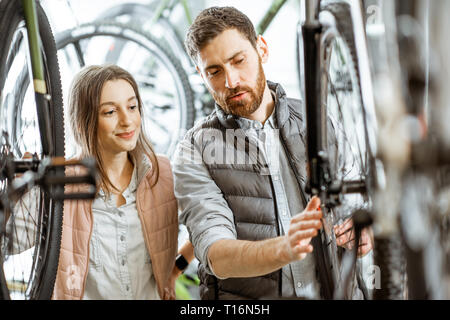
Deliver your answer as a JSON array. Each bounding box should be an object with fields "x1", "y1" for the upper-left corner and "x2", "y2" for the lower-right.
[{"x1": 68, "y1": 64, "x2": 159, "y2": 194}]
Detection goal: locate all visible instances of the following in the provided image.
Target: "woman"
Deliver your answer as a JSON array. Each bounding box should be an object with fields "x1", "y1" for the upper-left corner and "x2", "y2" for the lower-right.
[{"x1": 52, "y1": 64, "x2": 193, "y2": 300}]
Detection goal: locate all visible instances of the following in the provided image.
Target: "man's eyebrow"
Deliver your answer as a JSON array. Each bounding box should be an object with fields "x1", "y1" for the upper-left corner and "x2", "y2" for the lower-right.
[
  {"x1": 205, "y1": 50, "x2": 245, "y2": 71},
  {"x1": 99, "y1": 96, "x2": 136, "y2": 107}
]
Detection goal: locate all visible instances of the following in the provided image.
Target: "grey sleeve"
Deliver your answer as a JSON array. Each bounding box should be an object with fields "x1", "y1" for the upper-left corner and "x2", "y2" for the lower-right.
[{"x1": 172, "y1": 136, "x2": 237, "y2": 276}]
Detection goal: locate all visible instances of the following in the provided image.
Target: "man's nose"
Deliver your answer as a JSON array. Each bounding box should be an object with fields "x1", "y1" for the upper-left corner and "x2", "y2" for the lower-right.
[{"x1": 225, "y1": 68, "x2": 240, "y2": 89}]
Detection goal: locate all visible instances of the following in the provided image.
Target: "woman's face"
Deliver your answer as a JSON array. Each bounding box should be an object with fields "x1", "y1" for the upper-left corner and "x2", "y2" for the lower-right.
[{"x1": 97, "y1": 79, "x2": 141, "y2": 156}]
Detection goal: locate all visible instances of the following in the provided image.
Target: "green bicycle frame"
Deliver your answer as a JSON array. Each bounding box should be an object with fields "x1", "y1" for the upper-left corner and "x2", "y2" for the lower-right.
[
  {"x1": 150, "y1": 0, "x2": 193, "y2": 27},
  {"x1": 22, "y1": 0, "x2": 47, "y2": 94},
  {"x1": 150, "y1": 0, "x2": 286, "y2": 37},
  {"x1": 21, "y1": 0, "x2": 53, "y2": 155},
  {"x1": 256, "y1": 0, "x2": 288, "y2": 35}
]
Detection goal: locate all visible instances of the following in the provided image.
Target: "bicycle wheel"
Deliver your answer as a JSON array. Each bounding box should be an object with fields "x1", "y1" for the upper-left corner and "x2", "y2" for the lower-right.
[
  {"x1": 96, "y1": 2, "x2": 192, "y2": 71},
  {"x1": 55, "y1": 21, "x2": 195, "y2": 158},
  {"x1": 312, "y1": 1, "x2": 379, "y2": 298},
  {"x1": 0, "y1": 0, "x2": 64, "y2": 299}
]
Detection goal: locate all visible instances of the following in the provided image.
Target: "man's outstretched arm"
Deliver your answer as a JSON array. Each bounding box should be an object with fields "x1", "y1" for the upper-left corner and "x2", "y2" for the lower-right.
[{"x1": 208, "y1": 197, "x2": 322, "y2": 279}]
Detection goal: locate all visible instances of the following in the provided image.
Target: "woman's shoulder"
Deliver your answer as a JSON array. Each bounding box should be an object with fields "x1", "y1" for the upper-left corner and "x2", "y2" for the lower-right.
[{"x1": 155, "y1": 154, "x2": 170, "y2": 166}]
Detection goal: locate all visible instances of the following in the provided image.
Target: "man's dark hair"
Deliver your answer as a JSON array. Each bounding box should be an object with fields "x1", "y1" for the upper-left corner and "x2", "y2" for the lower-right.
[{"x1": 185, "y1": 6, "x2": 258, "y2": 64}]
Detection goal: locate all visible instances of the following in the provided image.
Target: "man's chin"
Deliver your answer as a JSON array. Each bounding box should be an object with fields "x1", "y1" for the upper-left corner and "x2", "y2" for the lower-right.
[
  {"x1": 230, "y1": 106, "x2": 258, "y2": 118},
  {"x1": 223, "y1": 101, "x2": 253, "y2": 116}
]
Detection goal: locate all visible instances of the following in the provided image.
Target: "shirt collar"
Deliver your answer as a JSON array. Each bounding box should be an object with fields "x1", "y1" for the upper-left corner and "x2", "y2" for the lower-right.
[{"x1": 234, "y1": 89, "x2": 277, "y2": 130}]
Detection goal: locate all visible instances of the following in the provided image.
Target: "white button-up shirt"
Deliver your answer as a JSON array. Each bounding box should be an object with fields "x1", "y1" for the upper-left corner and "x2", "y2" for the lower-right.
[{"x1": 83, "y1": 165, "x2": 160, "y2": 300}]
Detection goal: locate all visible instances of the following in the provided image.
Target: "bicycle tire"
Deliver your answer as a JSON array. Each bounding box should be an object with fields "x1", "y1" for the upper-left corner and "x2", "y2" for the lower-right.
[
  {"x1": 95, "y1": 2, "x2": 190, "y2": 69},
  {"x1": 55, "y1": 21, "x2": 195, "y2": 157},
  {"x1": 315, "y1": 1, "x2": 380, "y2": 299},
  {"x1": 0, "y1": 0, "x2": 64, "y2": 299}
]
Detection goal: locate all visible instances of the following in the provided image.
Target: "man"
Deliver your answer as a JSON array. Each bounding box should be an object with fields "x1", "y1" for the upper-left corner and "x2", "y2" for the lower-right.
[{"x1": 173, "y1": 6, "x2": 372, "y2": 300}]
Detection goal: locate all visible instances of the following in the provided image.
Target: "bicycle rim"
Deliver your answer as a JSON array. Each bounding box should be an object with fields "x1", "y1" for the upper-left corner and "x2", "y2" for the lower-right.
[{"x1": 0, "y1": 1, "x2": 64, "y2": 299}]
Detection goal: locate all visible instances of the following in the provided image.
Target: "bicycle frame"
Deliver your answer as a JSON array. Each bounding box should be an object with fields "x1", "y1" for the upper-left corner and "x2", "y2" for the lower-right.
[
  {"x1": 151, "y1": 0, "x2": 289, "y2": 38},
  {"x1": 21, "y1": 0, "x2": 54, "y2": 156},
  {"x1": 149, "y1": 0, "x2": 192, "y2": 27},
  {"x1": 152, "y1": 0, "x2": 288, "y2": 36},
  {"x1": 256, "y1": 0, "x2": 288, "y2": 35},
  {"x1": 0, "y1": 0, "x2": 98, "y2": 300}
]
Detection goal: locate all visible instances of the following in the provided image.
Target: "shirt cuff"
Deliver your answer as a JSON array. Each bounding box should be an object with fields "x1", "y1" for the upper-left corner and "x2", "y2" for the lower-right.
[{"x1": 194, "y1": 226, "x2": 236, "y2": 279}]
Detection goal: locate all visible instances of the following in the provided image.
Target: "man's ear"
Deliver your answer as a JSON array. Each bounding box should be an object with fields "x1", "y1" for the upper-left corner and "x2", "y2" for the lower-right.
[{"x1": 257, "y1": 35, "x2": 269, "y2": 63}]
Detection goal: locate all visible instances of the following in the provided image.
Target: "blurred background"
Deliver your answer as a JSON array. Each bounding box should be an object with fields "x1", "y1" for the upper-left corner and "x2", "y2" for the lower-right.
[
  {"x1": 41, "y1": 0, "x2": 303, "y2": 100},
  {"x1": 41, "y1": 0, "x2": 304, "y2": 161}
]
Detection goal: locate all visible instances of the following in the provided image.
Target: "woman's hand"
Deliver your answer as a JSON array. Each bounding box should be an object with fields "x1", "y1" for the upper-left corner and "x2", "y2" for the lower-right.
[{"x1": 162, "y1": 266, "x2": 182, "y2": 300}]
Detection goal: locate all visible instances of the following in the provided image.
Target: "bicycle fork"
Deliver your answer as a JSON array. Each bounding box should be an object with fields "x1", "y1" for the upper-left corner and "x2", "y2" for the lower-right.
[
  {"x1": 22, "y1": 0, "x2": 54, "y2": 156},
  {"x1": 301, "y1": 0, "x2": 339, "y2": 299}
]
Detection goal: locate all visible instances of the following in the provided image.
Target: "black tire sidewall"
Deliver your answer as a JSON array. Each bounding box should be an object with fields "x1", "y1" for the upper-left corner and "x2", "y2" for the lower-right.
[{"x1": 0, "y1": 1, "x2": 64, "y2": 300}]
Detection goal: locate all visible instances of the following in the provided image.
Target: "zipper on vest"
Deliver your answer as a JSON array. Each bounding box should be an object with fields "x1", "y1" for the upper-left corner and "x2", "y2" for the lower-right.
[
  {"x1": 279, "y1": 137, "x2": 308, "y2": 206},
  {"x1": 280, "y1": 132, "x2": 332, "y2": 299}
]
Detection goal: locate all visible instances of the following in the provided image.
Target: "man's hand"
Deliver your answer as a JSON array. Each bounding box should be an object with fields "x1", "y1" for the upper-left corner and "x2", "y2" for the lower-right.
[
  {"x1": 334, "y1": 219, "x2": 373, "y2": 257},
  {"x1": 285, "y1": 196, "x2": 323, "y2": 261},
  {"x1": 207, "y1": 197, "x2": 323, "y2": 278}
]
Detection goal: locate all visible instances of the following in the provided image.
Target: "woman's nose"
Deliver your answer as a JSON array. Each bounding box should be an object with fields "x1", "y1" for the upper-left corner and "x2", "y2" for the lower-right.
[{"x1": 119, "y1": 109, "x2": 133, "y2": 126}]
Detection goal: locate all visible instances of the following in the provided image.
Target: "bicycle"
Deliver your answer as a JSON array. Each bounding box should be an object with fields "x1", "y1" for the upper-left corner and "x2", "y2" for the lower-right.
[
  {"x1": 0, "y1": 0, "x2": 96, "y2": 299},
  {"x1": 55, "y1": 1, "x2": 196, "y2": 158},
  {"x1": 298, "y1": 0, "x2": 382, "y2": 299},
  {"x1": 301, "y1": 0, "x2": 450, "y2": 300},
  {"x1": 365, "y1": 0, "x2": 450, "y2": 299}
]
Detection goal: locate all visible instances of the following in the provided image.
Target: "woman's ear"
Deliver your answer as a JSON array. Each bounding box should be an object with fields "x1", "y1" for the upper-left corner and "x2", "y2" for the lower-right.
[{"x1": 256, "y1": 35, "x2": 269, "y2": 63}]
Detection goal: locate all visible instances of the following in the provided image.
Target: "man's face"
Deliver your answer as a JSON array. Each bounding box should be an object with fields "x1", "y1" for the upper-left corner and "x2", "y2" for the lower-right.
[{"x1": 196, "y1": 28, "x2": 268, "y2": 118}]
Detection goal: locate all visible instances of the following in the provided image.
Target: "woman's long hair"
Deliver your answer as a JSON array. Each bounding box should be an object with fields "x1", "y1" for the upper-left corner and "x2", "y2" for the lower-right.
[{"x1": 68, "y1": 64, "x2": 159, "y2": 195}]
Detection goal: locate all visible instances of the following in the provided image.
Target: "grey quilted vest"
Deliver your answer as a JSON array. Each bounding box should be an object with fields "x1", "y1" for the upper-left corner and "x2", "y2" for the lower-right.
[{"x1": 191, "y1": 81, "x2": 310, "y2": 299}]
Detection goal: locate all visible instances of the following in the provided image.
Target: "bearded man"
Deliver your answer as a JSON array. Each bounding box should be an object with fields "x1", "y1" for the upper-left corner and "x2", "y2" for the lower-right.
[{"x1": 172, "y1": 6, "x2": 371, "y2": 300}]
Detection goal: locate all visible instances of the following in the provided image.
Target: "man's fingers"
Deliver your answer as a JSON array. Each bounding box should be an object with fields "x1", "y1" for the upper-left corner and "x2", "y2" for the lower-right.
[
  {"x1": 289, "y1": 220, "x2": 322, "y2": 234},
  {"x1": 357, "y1": 243, "x2": 372, "y2": 257},
  {"x1": 290, "y1": 228, "x2": 318, "y2": 246},
  {"x1": 335, "y1": 225, "x2": 354, "y2": 238},
  {"x1": 23, "y1": 152, "x2": 33, "y2": 159},
  {"x1": 337, "y1": 237, "x2": 355, "y2": 247},
  {"x1": 293, "y1": 243, "x2": 313, "y2": 255},
  {"x1": 305, "y1": 196, "x2": 321, "y2": 211},
  {"x1": 292, "y1": 210, "x2": 322, "y2": 223},
  {"x1": 334, "y1": 219, "x2": 353, "y2": 232}
]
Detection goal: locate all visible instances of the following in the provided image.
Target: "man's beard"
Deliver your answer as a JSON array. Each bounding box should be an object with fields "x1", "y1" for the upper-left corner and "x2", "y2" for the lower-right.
[{"x1": 212, "y1": 59, "x2": 266, "y2": 118}]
